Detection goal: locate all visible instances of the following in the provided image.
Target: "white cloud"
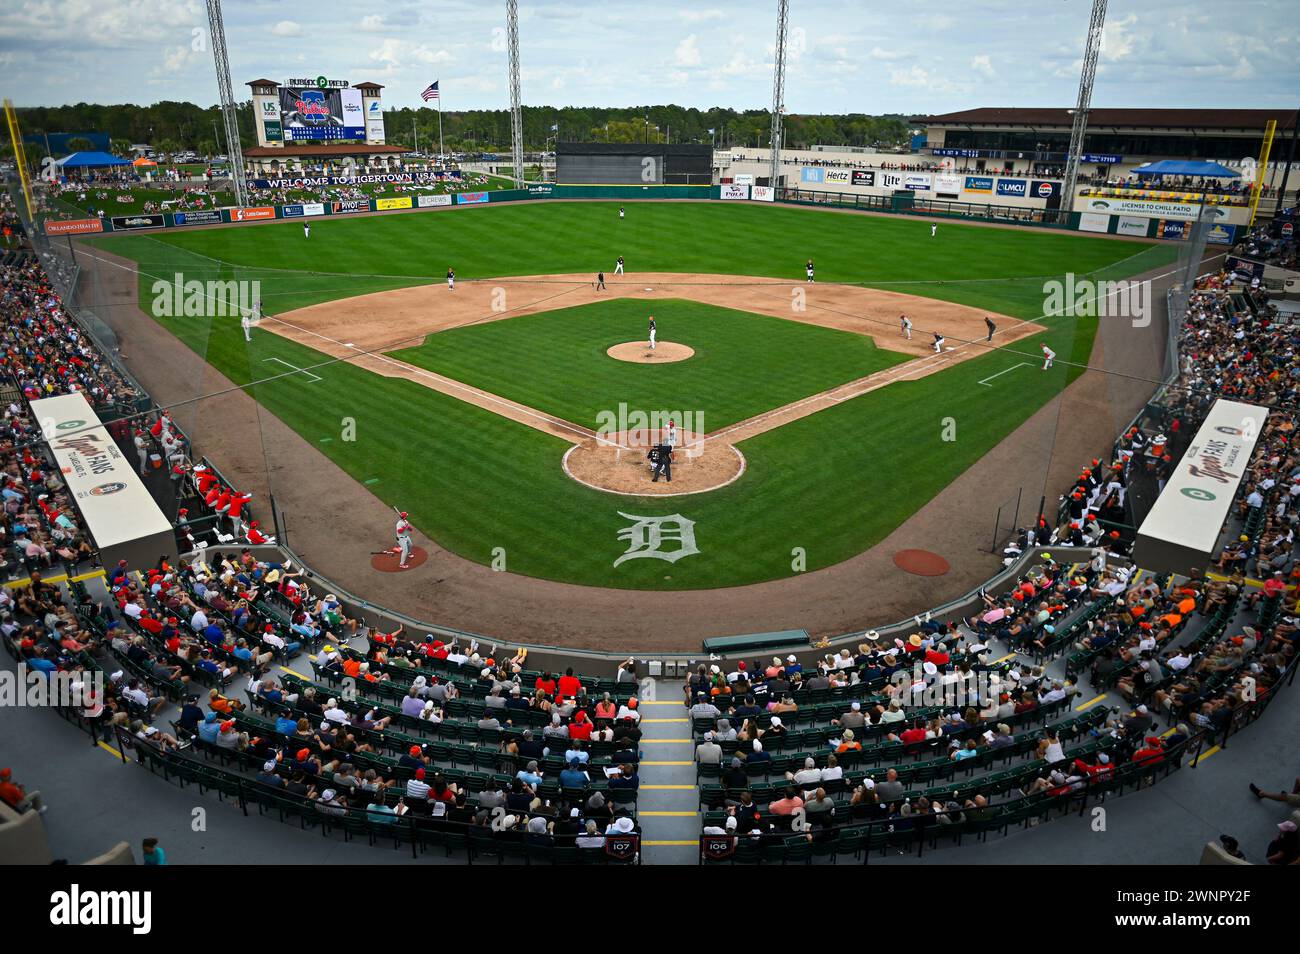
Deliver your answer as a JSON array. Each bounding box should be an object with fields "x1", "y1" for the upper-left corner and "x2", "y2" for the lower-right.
[
  {"x1": 678, "y1": 9, "x2": 724, "y2": 23},
  {"x1": 358, "y1": 15, "x2": 386, "y2": 32},
  {"x1": 675, "y1": 34, "x2": 701, "y2": 67},
  {"x1": 270, "y1": 20, "x2": 302, "y2": 38},
  {"x1": 970, "y1": 54, "x2": 995, "y2": 78},
  {"x1": 868, "y1": 46, "x2": 907, "y2": 61}
]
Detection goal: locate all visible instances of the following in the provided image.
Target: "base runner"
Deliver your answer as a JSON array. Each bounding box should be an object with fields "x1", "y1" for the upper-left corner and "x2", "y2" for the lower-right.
[{"x1": 1041, "y1": 344, "x2": 1056, "y2": 370}]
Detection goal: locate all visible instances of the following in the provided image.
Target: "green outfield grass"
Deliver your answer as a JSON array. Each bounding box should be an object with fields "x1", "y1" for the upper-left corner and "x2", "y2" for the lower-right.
[
  {"x1": 388, "y1": 298, "x2": 909, "y2": 431},
  {"x1": 84, "y1": 201, "x2": 1176, "y2": 589}
]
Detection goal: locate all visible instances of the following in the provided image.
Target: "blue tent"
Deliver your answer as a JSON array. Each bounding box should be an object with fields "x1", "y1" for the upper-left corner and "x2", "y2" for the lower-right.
[
  {"x1": 1132, "y1": 159, "x2": 1240, "y2": 178},
  {"x1": 55, "y1": 151, "x2": 131, "y2": 168}
]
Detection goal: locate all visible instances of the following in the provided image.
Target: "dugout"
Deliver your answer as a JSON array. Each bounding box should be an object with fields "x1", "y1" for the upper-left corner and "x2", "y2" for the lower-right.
[{"x1": 556, "y1": 142, "x2": 712, "y2": 185}]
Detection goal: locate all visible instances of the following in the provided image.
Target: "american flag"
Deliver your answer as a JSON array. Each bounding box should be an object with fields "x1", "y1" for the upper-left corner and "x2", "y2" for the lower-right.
[{"x1": 421, "y1": 81, "x2": 440, "y2": 102}]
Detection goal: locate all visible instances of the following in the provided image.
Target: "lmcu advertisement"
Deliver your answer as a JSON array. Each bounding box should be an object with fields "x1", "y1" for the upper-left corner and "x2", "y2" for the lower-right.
[
  {"x1": 278, "y1": 86, "x2": 365, "y2": 140},
  {"x1": 996, "y1": 178, "x2": 1028, "y2": 198}
]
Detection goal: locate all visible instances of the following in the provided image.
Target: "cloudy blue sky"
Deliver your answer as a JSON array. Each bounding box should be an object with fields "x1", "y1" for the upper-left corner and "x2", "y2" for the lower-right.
[{"x1": 2, "y1": 0, "x2": 1296, "y2": 113}]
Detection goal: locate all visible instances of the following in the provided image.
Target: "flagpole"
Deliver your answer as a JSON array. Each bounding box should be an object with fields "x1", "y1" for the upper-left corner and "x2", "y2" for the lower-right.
[{"x1": 438, "y1": 95, "x2": 444, "y2": 164}]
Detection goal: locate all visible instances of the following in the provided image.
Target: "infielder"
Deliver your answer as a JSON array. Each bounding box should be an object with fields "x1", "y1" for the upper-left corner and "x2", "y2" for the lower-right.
[
  {"x1": 985, "y1": 316, "x2": 996, "y2": 342},
  {"x1": 241, "y1": 310, "x2": 253, "y2": 342},
  {"x1": 395, "y1": 510, "x2": 414, "y2": 569},
  {"x1": 900, "y1": 314, "x2": 912, "y2": 340},
  {"x1": 806, "y1": 259, "x2": 815, "y2": 282},
  {"x1": 933, "y1": 332, "x2": 945, "y2": 354},
  {"x1": 615, "y1": 255, "x2": 625, "y2": 275},
  {"x1": 648, "y1": 315, "x2": 657, "y2": 350},
  {"x1": 446, "y1": 267, "x2": 455, "y2": 291},
  {"x1": 1041, "y1": 344, "x2": 1056, "y2": 370},
  {"x1": 596, "y1": 271, "x2": 606, "y2": 290}
]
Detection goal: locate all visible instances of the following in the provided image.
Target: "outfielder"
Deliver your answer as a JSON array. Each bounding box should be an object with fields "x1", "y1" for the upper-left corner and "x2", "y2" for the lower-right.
[
  {"x1": 900, "y1": 314, "x2": 912, "y2": 340},
  {"x1": 806, "y1": 259, "x2": 815, "y2": 282},
  {"x1": 1041, "y1": 344, "x2": 1056, "y2": 370},
  {"x1": 446, "y1": 267, "x2": 455, "y2": 291},
  {"x1": 648, "y1": 315, "x2": 657, "y2": 350},
  {"x1": 395, "y1": 510, "x2": 414, "y2": 569},
  {"x1": 930, "y1": 223, "x2": 937, "y2": 237},
  {"x1": 615, "y1": 255, "x2": 625, "y2": 275},
  {"x1": 304, "y1": 223, "x2": 310, "y2": 239},
  {"x1": 619, "y1": 206, "x2": 625, "y2": 219}
]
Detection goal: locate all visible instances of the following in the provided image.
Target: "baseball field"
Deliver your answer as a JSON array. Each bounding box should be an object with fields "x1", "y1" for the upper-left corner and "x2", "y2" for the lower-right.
[{"x1": 84, "y1": 200, "x2": 1177, "y2": 590}]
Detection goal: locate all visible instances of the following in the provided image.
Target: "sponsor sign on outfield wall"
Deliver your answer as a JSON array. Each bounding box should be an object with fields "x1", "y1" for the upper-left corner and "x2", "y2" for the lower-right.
[
  {"x1": 45, "y1": 218, "x2": 104, "y2": 235},
  {"x1": 851, "y1": 169, "x2": 875, "y2": 186},
  {"x1": 934, "y1": 174, "x2": 961, "y2": 196},
  {"x1": 1116, "y1": 215, "x2": 1149, "y2": 237},
  {"x1": 801, "y1": 167, "x2": 825, "y2": 183},
  {"x1": 375, "y1": 197, "x2": 413, "y2": 211},
  {"x1": 750, "y1": 186, "x2": 775, "y2": 202},
  {"x1": 1030, "y1": 180, "x2": 1060, "y2": 200},
  {"x1": 171, "y1": 210, "x2": 223, "y2": 226},
  {"x1": 417, "y1": 194, "x2": 453, "y2": 207},
  {"x1": 1085, "y1": 197, "x2": 1201, "y2": 219},
  {"x1": 229, "y1": 206, "x2": 276, "y2": 222},
  {"x1": 903, "y1": 173, "x2": 932, "y2": 191},
  {"x1": 964, "y1": 176, "x2": 994, "y2": 193},
  {"x1": 996, "y1": 179, "x2": 1028, "y2": 197},
  {"x1": 110, "y1": 214, "x2": 165, "y2": 230},
  {"x1": 824, "y1": 169, "x2": 852, "y2": 184},
  {"x1": 456, "y1": 192, "x2": 490, "y2": 204},
  {"x1": 1160, "y1": 220, "x2": 1188, "y2": 240},
  {"x1": 1078, "y1": 212, "x2": 1111, "y2": 233},
  {"x1": 732, "y1": 174, "x2": 754, "y2": 186},
  {"x1": 1134, "y1": 398, "x2": 1268, "y2": 576},
  {"x1": 279, "y1": 203, "x2": 326, "y2": 218},
  {"x1": 331, "y1": 200, "x2": 370, "y2": 214},
  {"x1": 878, "y1": 171, "x2": 905, "y2": 190},
  {"x1": 1205, "y1": 224, "x2": 1238, "y2": 246},
  {"x1": 719, "y1": 184, "x2": 750, "y2": 200}
]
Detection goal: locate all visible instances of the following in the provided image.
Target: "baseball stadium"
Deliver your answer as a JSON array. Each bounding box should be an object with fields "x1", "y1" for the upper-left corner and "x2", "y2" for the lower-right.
[{"x1": 1, "y1": 0, "x2": 1299, "y2": 900}]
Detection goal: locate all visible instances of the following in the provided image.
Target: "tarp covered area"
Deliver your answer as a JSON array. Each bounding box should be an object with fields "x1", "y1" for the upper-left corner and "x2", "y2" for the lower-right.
[{"x1": 1132, "y1": 160, "x2": 1241, "y2": 178}]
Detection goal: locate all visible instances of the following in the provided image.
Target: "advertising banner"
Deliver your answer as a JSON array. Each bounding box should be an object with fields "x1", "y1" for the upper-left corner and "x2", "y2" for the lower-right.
[
  {"x1": 263, "y1": 121, "x2": 283, "y2": 143},
  {"x1": 524, "y1": 184, "x2": 553, "y2": 197},
  {"x1": 279, "y1": 203, "x2": 326, "y2": 218},
  {"x1": 733, "y1": 173, "x2": 754, "y2": 186},
  {"x1": 31, "y1": 392, "x2": 174, "y2": 552},
  {"x1": 903, "y1": 173, "x2": 932, "y2": 191},
  {"x1": 851, "y1": 169, "x2": 875, "y2": 187},
  {"x1": 719, "y1": 184, "x2": 750, "y2": 200},
  {"x1": 996, "y1": 178, "x2": 1028, "y2": 198},
  {"x1": 1029, "y1": 180, "x2": 1060, "y2": 201},
  {"x1": 331, "y1": 200, "x2": 370, "y2": 214},
  {"x1": 417, "y1": 194, "x2": 454, "y2": 207},
  {"x1": 171, "y1": 210, "x2": 223, "y2": 226},
  {"x1": 1205, "y1": 223, "x2": 1238, "y2": 246},
  {"x1": 365, "y1": 99, "x2": 385, "y2": 143},
  {"x1": 1078, "y1": 212, "x2": 1111, "y2": 233},
  {"x1": 800, "y1": 167, "x2": 825, "y2": 184},
  {"x1": 964, "y1": 175, "x2": 994, "y2": 193},
  {"x1": 1116, "y1": 215, "x2": 1150, "y2": 237},
  {"x1": 375, "y1": 197, "x2": 413, "y2": 211},
  {"x1": 1081, "y1": 153, "x2": 1123, "y2": 165},
  {"x1": 824, "y1": 169, "x2": 852, "y2": 185},
  {"x1": 45, "y1": 218, "x2": 104, "y2": 235},
  {"x1": 934, "y1": 174, "x2": 961, "y2": 197},
  {"x1": 1084, "y1": 197, "x2": 1201, "y2": 219},
  {"x1": 1134, "y1": 399, "x2": 1268, "y2": 576},
  {"x1": 456, "y1": 192, "x2": 490, "y2": 204},
  {"x1": 1159, "y1": 220, "x2": 1188, "y2": 240},
  {"x1": 110, "y1": 214, "x2": 165, "y2": 230},
  {"x1": 251, "y1": 172, "x2": 445, "y2": 189},
  {"x1": 878, "y1": 171, "x2": 905, "y2": 190},
  {"x1": 229, "y1": 206, "x2": 276, "y2": 222},
  {"x1": 750, "y1": 186, "x2": 775, "y2": 202},
  {"x1": 279, "y1": 86, "x2": 365, "y2": 141}
]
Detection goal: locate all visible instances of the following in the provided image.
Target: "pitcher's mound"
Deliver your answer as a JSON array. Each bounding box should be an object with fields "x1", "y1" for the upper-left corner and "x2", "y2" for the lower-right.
[
  {"x1": 371, "y1": 546, "x2": 429, "y2": 573},
  {"x1": 564, "y1": 429, "x2": 744, "y2": 496},
  {"x1": 892, "y1": 549, "x2": 951, "y2": 576},
  {"x1": 607, "y1": 341, "x2": 694, "y2": 364}
]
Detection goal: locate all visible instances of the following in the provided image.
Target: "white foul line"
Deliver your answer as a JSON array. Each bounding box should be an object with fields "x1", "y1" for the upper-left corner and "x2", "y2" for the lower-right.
[{"x1": 977, "y1": 362, "x2": 1032, "y2": 387}]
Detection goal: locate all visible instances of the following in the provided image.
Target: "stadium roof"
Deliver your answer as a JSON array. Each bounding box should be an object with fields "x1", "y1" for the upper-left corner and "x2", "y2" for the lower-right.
[
  {"x1": 244, "y1": 143, "x2": 406, "y2": 158},
  {"x1": 916, "y1": 107, "x2": 1298, "y2": 131}
]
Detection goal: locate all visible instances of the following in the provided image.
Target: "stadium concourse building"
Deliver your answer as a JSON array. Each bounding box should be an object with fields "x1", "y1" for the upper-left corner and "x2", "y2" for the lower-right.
[
  {"x1": 720, "y1": 107, "x2": 1297, "y2": 237},
  {"x1": 242, "y1": 78, "x2": 406, "y2": 176}
]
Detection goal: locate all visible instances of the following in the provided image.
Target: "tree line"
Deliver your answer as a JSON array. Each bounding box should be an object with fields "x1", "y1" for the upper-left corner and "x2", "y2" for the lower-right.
[{"x1": 13, "y1": 101, "x2": 912, "y2": 158}]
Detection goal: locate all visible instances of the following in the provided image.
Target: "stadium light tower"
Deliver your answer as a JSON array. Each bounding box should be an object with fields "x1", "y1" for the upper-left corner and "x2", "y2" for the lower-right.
[
  {"x1": 768, "y1": 0, "x2": 790, "y2": 189},
  {"x1": 205, "y1": 0, "x2": 249, "y2": 206},
  {"x1": 506, "y1": 0, "x2": 525, "y2": 185},
  {"x1": 1060, "y1": 0, "x2": 1109, "y2": 207}
]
